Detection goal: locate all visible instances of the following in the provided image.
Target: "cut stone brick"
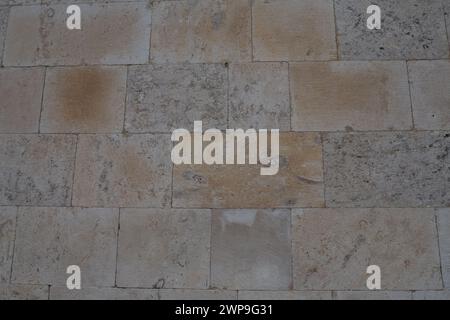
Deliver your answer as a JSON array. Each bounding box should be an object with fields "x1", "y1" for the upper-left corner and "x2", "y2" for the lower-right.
[
  {"x1": 335, "y1": 0, "x2": 449, "y2": 60},
  {"x1": 229, "y1": 62, "x2": 290, "y2": 130},
  {"x1": 125, "y1": 64, "x2": 227, "y2": 133},
  {"x1": 335, "y1": 291, "x2": 412, "y2": 300},
  {"x1": 117, "y1": 209, "x2": 211, "y2": 289},
  {"x1": 50, "y1": 286, "x2": 158, "y2": 300},
  {"x1": 0, "y1": 207, "x2": 16, "y2": 283},
  {"x1": 211, "y1": 209, "x2": 291, "y2": 290},
  {"x1": 0, "y1": 68, "x2": 44, "y2": 133},
  {"x1": 437, "y1": 209, "x2": 450, "y2": 289},
  {"x1": 323, "y1": 132, "x2": 450, "y2": 207},
  {"x1": 408, "y1": 60, "x2": 450, "y2": 130},
  {"x1": 41, "y1": 66, "x2": 127, "y2": 133},
  {"x1": 413, "y1": 290, "x2": 450, "y2": 300},
  {"x1": 0, "y1": 284, "x2": 49, "y2": 300},
  {"x1": 3, "y1": 3, "x2": 150, "y2": 66},
  {"x1": 72, "y1": 134, "x2": 172, "y2": 208},
  {"x1": 0, "y1": 8, "x2": 7, "y2": 65},
  {"x1": 11, "y1": 207, "x2": 118, "y2": 287},
  {"x1": 159, "y1": 289, "x2": 237, "y2": 300},
  {"x1": 172, "y1": 132, "x2": 324, "y2": 208},
  {"x1": 238, "y1": 290, "x2": 332, "y2": 300},
  {"x1": 0, "y1": 135, "x2": 76, "y2": 206},
  {"x1": 252, "y1": 0, "x2": 337, "y2": 61},
  {"x1": 290, "y1": 62, "x2": 412, "y2": 131},
  {"x1": 151, "y1": 0, "x2": 251, "y2": 63},
  {"x1": 292, "y1": 208, "x2": 442, "y2": 290}
]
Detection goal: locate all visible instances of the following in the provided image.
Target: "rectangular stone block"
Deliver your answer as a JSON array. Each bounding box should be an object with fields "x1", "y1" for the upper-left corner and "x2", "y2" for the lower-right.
[
  {"x1": 72, "y1": 134, "x2": 172, "y2": 208},
  {"x1": 125, "y1": 64, "x2": 227, "y2": 133},
  {"x1": 252, "y1": 0, "x2": 337, "y2": 61},
  {"x1": 0, "y1": 68, "x2": 44, "y2": 133},
  {"x1": 0, "y1": 284, "x2": 49, "y2": 300},
  {"x1": 229, "y1": 62, "x2": 290, "y2": 130},
  {"x1": 11, "y1": 207, "x2": 118, "y2": 287},
  {"x1": 0, "y1": 207, "x2": 16, "y2": 283},
  {"x1": 151, "y1": 0, "x2": 251, "y2": 63},
  {"x1": 292, "y1": 208, "x2": 442, "y2": 290},
  {"x1": 0, "y1": 8, "x2": 7, "y2": 65},
  {"x1": 211, "y1": 209, "x2": 291, "y2": 290},
  {"x1": 335, "y1": 0, "x2": 449, "y2": 60},
  {"x1": 159, "y1": 289, "x2": 237, "y2": 300},
  {"x1": 41, "y1": 66, "x2": 127, "y2": 133},
  {"x1": 50, "y1": 287, "x2": 158, "y2": 300},
  {"x1": 290, "y1": 62, "x2": 412, "y2": 131},
  {"x1": 238, "y1": 291, "x2": 332, "y2": 300},
  {"x1": 335, "y1": 291, "x2": 412, "y2": 300},
  {"x1": 0, "y1": 135, "x2": 76, "y2": 206},
  {"x1": 117, "y1": 209, "x2": 211, "y2": 289},
  {"x1": 323, "y1": 132, "x2": 450, "y2": 207},
  {"x1": 437, "y1": 209, "x2": 450, "y2": 289},
  {"x1": 408, "y1": 60, "x2": 450, "y2": 130},
  {"x1": 173, "y1": 132, "x2": 324, "y2": 208},
  {"x1": 3, "y1": 3, "x2": 150, "y2": 66},
  {"x1": 412, "y1": 290, "x2": 450, "y2": 300}
]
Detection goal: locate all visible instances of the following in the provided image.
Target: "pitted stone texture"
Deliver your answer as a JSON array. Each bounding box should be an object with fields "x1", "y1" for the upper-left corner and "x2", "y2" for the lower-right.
[
  {"x1": 238, "y1": 291, "x2": 332, "y2": 300},
  {"x1": 0, "y1": 135, "x2": 76, "y2": 206},
  {"x1": 0, "y1": 284, "x2": 49, "y2": 300},
  {"x1": 324, "y1": 132, "x2": 450, "y2": 207},
  {"x1": 50, "y1": 287, "x2": 158, "y2": 300},
  {"x1": 173, "y1": 132, "x2": 324, "y2": 208},
  {"x1": 408, "y1": 60, "x2": 450, "y2": 130},
  {"x1": 413, "y1": 290, "x2": 450, "y2": 300},
  {"x1": 0, "y1": 8, "x2": 7, "y2": 65},
  {"x1": 211, "y1": 209, "x2": 291, "y2": 290},
  {"x1": 252, "y1": 0, "x2": 337, "y2": 61},
  {"x1": 335, "y1": 291, "x2": 412, "y2": 300},
  {"x1": 41, "y1": 66, "x2": 127, "y2": 133},
  {"x1": 290, "y1": 62, "x2": 412, "y2": 131},
  {"x1": 292, "y1": 209, "x2": 442, "y2": 290},
  {"x1": 125, "y1": 64, "x2": 227, "y2": 133},
  {"x1": 3, "y1": 3, "x2": 150, "y2": 66},
  {"x1": 0, "y1": 68, "x2": 44, "y2": 133},
  {"x1": 0, "y1": 207, "x2": 16, "y2": 283},
  {"x1": 229, "y1": 63, "x2": 290, "y2": 130},
  {"x1": 11, "y1": 207, "x2": 118, "y2": 286},
  {"x1": 73, "y1": 134, "x2": 172, "y2": 208},
  {"x1": 151, "y1": 0, "x2": 251, "y2": 63},
  {"x1": 117, "y1": 209, "x2": 211, "y2": 289},
  {"x1": 160, "y1": 289, "x2": 237, "y2": 300},
  {"x1": 335, "y1": 0, "x2": 449, "y2": 60},
  {"x1": 437, "y1": 209, "x2": 450, "y2": 289}
]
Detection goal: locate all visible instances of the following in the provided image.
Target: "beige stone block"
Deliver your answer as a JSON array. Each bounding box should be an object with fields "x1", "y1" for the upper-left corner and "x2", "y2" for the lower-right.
[
  {"x1": 50, "y1": 286, "x2": 158, "y2": 300},
  {"x1": 335, "y1": 291, "x2": 412, "y2": 300},
  {"x1": 0, "y1": 284, "x2": 49, "y2": 300},
  {"x1": 0, "y1": 207, "x2": 16, "y2": 283},
  {"x1": 238, "y1": 290, "x2": 332, "y2": 300},
  {"x1": 159, "y1": 289, "x2": 237, "y2": 300}
]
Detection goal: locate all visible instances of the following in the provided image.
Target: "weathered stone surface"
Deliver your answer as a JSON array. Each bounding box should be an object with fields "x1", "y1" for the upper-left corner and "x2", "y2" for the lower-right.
[
  {"x1": 117, "y1": 209, "x2": 211, "y2": 289},
  {"x1": 0, "y1": 8, "x2": 7, "y2": 65},
  {"x1": 159, "y1": 289, "x2": 237, "y2": 300},
  {"x1": 335, "y1": 0, "x2": 449, "y2": 60},
  {"x1": 229, "y1": 62, "x2": 290, "y2": 130},
  {"x1": 292, "y1": 209, "x2": 442, "y2": 290},
  {"x1": 3, "y1": 3, "x2": 150, "y2": 66},
  {"x1": 408, "y1": 60, "x2": 450, "y2": 130},
  {"x1": 50, "y1": 286, "x2": 158, "y2": 300},
  {"x1": 0, "y1": 135, "x2": 76, "y2": 206},
  {"x1": 335, "y1": 291, "x2": 412, "y2": 300},
  {"x1": 323, "y1": 132, "x2": 450, "y2": 207},
  {"x1": 253, "y1": 0, "x2": 336, "y2": 61},
  {"x1": 173, "y1": 132, "x2": 324, "y2": 208},
  {"x1": 290, "y1": 62, "x2": 412, "y2": 131},
  {"x1": 41, "y1": 66, "x2": 127, "y2": 133},
  {"x1": 72, "y1": 134, "x2": 172, "y2": 208},
  {"x1": 437, "y1": 209, "x2": 450, "y2": 289},
  {"x1": 151, "y1": 0, "x2": 251, "y2": 63},
  {"x1": 0, "y1": 207, "x2": 16, "y2": 283},
  {"x1": 412, "y1": 290, "x2": 450, "y2": 300},
  {"x1": 0, "y1": 68, "x2": 44, "y2": 133},
  {"x1": 11, "y1": 207, "x2": 118, "y2": 287},
  {"x1": 238, "y1": 290, "x2": 332, "y2": 300},
  {"x1": 0, "y1": 284, "x2": 48, "y2": 300},
  {"x1": 211, "y1": 209, "x2": 291, "y2": 290},
  {"x1": 125, "y1": 64, "x2": 227, "y2": 133}
]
